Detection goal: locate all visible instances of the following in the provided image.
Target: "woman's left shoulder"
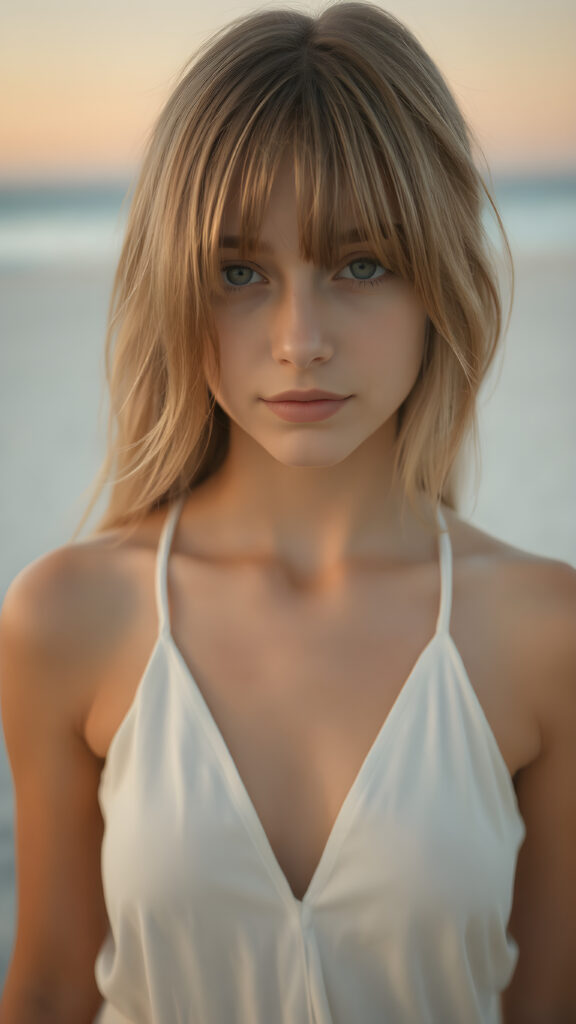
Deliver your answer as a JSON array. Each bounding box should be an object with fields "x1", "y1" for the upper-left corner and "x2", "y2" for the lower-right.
[
  {"x1": 442, "y1": 505, "x2": 575, "y2": 601},
  {"x1": 444, "y1": 507, "x2": 576, "y2": 705}
]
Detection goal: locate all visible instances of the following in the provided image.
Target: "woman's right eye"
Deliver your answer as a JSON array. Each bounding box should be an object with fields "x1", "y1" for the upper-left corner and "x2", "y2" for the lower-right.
[{"x1": 221, "y1": 265, "x2": 264, "y2": 290}]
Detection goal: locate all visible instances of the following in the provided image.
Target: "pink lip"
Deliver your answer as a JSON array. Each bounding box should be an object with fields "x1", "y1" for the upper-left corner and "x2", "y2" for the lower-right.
[
  {"x1": 261, "y1": 397, "x2": 351, "y2": 422},
  {"x1": 264, "y1": 389, "x2": 350, "y2": 402}
]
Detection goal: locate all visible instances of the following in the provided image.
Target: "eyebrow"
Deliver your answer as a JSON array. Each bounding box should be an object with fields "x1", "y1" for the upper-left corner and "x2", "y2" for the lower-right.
[{"x1": 218, "y1": 228, "x2": 381, "y2": 252}]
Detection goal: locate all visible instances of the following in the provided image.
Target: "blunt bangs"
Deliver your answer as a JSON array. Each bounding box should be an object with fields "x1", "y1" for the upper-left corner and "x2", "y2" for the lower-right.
[{"x1": 195, "y1": 75, "x2": 410, "y2": 305}]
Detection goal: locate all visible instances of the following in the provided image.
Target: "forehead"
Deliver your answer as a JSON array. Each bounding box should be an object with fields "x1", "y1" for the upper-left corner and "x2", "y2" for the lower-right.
[
  {"x1": 218, "y1": 226, "x2": 376, "y2": 252},
  {"x1": 218, "y1": 156, "x2": 365, "y2": 241}
]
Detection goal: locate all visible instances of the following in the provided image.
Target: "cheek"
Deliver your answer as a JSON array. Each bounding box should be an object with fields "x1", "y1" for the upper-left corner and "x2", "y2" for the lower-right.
[{"x1": 368, "y1": 299, "x2": 427, "y2": 374}]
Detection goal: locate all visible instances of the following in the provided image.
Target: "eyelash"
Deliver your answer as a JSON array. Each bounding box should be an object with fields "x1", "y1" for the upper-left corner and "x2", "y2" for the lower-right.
[{"x1": 219, "y1": 258, "x2": 390, "y2": 293}]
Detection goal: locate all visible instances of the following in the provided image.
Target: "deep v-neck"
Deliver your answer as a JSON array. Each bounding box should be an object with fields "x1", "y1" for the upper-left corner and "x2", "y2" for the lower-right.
[{"x1": 156, "y1": 494, "x2": 452, "y2": 909}]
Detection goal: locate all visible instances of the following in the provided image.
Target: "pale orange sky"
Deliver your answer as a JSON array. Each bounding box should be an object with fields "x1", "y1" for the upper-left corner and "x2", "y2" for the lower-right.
[{"x1": 1, "y1": 0, "x2": 575, "y2": 180}]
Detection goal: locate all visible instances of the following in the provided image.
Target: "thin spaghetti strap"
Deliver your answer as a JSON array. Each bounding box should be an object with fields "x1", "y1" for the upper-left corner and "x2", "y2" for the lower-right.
[
  {"x1": 156, "y1": 494, "x2": 187, "y2": 637},
  {"x1": 434, "y1": 505, "x2": 453, "y2": 636}
]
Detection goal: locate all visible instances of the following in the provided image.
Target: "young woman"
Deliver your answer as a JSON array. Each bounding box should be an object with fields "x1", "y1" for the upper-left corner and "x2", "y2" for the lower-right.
[{"x1": 1, "y1": 3, "x2": 575, "y2": 1022}]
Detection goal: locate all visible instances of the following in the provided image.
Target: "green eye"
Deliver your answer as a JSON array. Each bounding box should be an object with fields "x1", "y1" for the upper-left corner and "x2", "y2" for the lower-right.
[
  {"x1": 352, "y1": 259, "x2": 379, "y2": 279},
  {"x1": 339, "y1": 259, "x2": 389, "y2": 285},
  {"x1": 221, "y1": 265, "x2": 264, "y2": 289}
]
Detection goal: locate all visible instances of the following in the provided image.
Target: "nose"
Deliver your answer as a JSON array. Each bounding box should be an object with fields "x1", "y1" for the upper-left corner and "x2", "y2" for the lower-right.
[{"x1": 270, "y1": 280, "x2": 332, "y2": 368}]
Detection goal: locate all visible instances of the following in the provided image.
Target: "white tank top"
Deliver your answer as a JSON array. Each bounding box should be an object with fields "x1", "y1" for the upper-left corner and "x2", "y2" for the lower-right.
[{"x1": 94, "y1": 495, "x2": 525, "y2": 1024}]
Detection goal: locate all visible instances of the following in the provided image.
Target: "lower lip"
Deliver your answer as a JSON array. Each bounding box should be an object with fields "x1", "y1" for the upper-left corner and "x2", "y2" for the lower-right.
[{"x1": 262, "y1": 398, "x2": 351, "y2": 422}]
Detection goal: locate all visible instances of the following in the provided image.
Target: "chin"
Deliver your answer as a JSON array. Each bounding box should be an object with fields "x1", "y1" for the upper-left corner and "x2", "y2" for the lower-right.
[{"x1": 261, "y1": 438, "x2": 363, "y2": 469}]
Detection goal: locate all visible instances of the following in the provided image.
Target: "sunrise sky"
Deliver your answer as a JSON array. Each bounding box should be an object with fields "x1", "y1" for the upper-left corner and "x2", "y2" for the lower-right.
[{"x1": 2, "y1": 0, "x2": 575, "y2": 181}]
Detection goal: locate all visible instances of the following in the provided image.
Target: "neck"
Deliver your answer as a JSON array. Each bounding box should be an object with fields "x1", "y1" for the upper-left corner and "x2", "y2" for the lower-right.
[{"x1": 191, "y1": 420, "x2": 438, "y2": 581}]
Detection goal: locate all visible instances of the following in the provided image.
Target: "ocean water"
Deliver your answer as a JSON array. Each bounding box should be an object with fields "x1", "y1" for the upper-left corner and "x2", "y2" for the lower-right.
[
  {"x1": 0, "y1": 182, "x2": 130, "y2": 268},
  {"x1": 0, "y1": 174, "x2": 575, "y2": 988}
]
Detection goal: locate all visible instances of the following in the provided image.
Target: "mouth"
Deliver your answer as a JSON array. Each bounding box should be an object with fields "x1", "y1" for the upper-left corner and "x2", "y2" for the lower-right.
[
  {"x1": 260, "y1": 396, "x2": 351, "y2": 422},
  {"x1": 263, "y1": 390, "x2": 351, "y2": 402}
]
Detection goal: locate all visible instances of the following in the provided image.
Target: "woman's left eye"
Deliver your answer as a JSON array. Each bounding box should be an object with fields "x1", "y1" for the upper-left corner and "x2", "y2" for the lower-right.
[{"x1": 337, "y1": 258, "x2": 389, "y2": 287}]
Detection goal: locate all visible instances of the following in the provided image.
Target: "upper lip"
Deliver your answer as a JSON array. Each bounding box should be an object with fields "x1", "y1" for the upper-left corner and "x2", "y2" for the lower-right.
[{"x1": 263, "y1": 389, "x2": 351, "y2": 402}]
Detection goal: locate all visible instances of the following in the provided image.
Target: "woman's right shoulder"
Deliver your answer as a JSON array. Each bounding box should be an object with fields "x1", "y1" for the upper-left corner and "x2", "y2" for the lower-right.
[
  {"x1": 0, "y1": 524, "x2": 157, "y2": 722},
  {"x1": 2, "y1": 532, "x2": 135, "y2": 648}
]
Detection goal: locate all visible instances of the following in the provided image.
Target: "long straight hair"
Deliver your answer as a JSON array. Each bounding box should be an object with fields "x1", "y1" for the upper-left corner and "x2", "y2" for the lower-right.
[{"x1": 73, "y1": 1, "x2": 513, "y2": 541}]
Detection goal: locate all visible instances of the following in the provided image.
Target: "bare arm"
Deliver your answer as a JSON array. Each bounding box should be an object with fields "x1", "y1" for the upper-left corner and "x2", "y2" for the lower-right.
[
  {"x1": 501, "y1": 562, "x2": 576, "y2": 1023},
  {"x1": 0, "y1": 551, "x2": 109, "y2": 1023}
]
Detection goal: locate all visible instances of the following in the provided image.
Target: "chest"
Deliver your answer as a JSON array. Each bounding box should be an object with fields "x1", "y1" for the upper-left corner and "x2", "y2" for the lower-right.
[
  {"x1": 92, "y1": 554, "x2": 538, "y2": 903},
  {"x1": 168, "y1": 560, "x2": 535, "y2": 891}
]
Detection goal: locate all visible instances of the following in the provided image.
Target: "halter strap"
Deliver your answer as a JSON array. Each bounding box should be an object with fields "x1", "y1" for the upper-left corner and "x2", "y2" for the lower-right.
[
  {"x1": 155, "y1": 494, "x2": 187, "y2": 636},
  {"x1": 435, "y1": 505, "x2": 453, "y2": 635}
]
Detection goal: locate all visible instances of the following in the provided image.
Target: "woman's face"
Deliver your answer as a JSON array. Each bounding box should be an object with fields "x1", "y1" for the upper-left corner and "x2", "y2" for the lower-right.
[{"x1": 206, "y1": 156, "x2": 428, "y2": 470}]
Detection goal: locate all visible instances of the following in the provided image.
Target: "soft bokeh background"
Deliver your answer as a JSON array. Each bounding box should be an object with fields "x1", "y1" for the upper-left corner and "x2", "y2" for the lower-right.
[{"x1": 1, "y1": 0, "x2": 575, "y2": 989}]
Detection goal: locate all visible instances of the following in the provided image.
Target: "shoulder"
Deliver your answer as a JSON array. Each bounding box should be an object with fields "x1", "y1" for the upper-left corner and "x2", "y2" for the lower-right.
[
  {"x1": 444, "y1": 507, "x2": 576, "y2": 720},
  {"x1": 1, "y1": 539, "x2": 129, "y2": 665},
  {"x1": 0, "y1": 510, "x2": 168, "y2": 723},
  {"x1": 444, "y1": 506, "x2": 575, "y2": 626}
]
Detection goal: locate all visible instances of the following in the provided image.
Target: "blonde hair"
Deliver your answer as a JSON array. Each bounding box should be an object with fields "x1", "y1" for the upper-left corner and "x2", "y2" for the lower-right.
[{"x1": 73, "y1": 0, "x2": 513, "y2": 542}]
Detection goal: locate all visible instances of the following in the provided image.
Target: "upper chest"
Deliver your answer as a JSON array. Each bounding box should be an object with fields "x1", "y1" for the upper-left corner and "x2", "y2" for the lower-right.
[
  {"x1": 88, "y1": 543, "x2": 540, "y2": 795},
  {"x1": 175, "y1": 551, "x2": 540, "y2": 768}
]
